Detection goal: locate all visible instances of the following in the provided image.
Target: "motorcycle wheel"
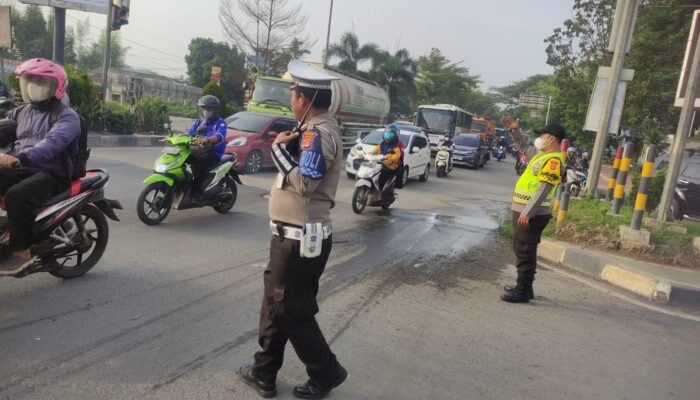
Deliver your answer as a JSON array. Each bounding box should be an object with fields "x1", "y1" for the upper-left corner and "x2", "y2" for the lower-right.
[
  {"x1": 213, "y1": 176, "x2": 238, "y2": 214},
  {"x1": 137, "y1": 182, "x2": 173, "y2": 225},
  {"x1": 436, "y1": 165, "x2": 445, "y2": 177},
  {"x1": 352, "y1": 186, "x2": 369, "y2": 214},
  {"x1": 49, "y1": 205, "x2": 109, "y2": 279}
]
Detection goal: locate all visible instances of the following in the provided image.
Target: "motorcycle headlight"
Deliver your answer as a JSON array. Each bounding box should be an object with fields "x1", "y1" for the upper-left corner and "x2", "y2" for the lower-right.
[
  {"x1": 155, "y1": 159, "x2": 179, "y2": 173},
  {"x1": 227, "y1": 137, "x2": 247, "y2": 147}
]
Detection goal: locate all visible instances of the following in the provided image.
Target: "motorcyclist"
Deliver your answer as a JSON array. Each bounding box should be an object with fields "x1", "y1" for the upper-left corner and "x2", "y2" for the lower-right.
[
  {"x1": 372, "y1": 125, "x2": 402, "y2": 198},
  {"x1": 0, "y1": 58, "x2": 81, "y2": 272},
  {"x1": 186, "y1": 95, "x2": 227, "y2": 200}
]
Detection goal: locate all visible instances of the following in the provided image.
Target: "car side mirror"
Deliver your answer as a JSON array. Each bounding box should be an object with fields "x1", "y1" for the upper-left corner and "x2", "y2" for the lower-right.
[
  {"x1": 267, "y1": 131, "x2": 278, "y2": 139},
  {"x1": 411, "y1": 146, "x2": 420, "y2": 154}
]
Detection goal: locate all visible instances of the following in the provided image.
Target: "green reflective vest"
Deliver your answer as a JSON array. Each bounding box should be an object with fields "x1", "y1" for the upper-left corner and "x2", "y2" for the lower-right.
[{"x1": 512, "y1": 151, "x2": 564, "y2": 207}]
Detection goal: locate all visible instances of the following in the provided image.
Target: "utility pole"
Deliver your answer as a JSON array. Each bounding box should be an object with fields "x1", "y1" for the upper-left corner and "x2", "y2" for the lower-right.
[
  {"x1": 545, "y1": 96, "x2": 552, "y2": 125},
  {"x1": 657, "y1": 26, "x2": 700, "y2": 221},
  {"x1": 53, "y1": 7, "x2": 66, "y2": 64},
  {"x1": 586, "y1": 0, "x2": 638, "y2": 196},
  {"x1": 101, "y1": 3, "x2": 114, "y2": 111},
  {"x1": 324, "y1": 0, "x2": 334, "y2": 66}
]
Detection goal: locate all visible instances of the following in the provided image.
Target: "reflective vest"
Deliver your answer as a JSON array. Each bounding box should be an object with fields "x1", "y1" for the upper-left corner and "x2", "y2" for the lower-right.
[{"x1": 512, "y1": 152, "x2": 564, "y2": 207}]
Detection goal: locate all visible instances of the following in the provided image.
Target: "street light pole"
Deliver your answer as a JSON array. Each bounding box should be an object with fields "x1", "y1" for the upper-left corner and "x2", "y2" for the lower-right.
[
  {"x1": 53, "y1": 7, "x2": 66, "y2": 64},
  {"x1": 101, "y1": 4, "x2": 114, "y2": 111},
  {"x1": 324, "y1": 0, "x2": 334, "y2": 66},
  {"x1": 586, "y1": 0, "x2": 638, "y2": 196}
]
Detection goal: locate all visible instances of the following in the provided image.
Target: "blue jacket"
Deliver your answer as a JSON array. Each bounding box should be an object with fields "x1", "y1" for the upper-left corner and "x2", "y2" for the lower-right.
[
  {"x1": 188, "y1": 116, "x2": 227, "y2": 158},
  {"x1": 5, "y1": 104, "x2": 80, "y2": 180}
]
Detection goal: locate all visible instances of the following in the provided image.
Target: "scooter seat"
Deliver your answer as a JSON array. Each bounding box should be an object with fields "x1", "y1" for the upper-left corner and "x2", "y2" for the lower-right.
[{"x1": 42, "y1": 171, "x2": 104, "y2": 206}]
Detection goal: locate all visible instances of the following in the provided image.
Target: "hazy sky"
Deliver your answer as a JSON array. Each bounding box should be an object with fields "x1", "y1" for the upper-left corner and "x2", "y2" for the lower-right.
[{"x1": 19, "y1": 0, "x2": 575, "y2": 89}]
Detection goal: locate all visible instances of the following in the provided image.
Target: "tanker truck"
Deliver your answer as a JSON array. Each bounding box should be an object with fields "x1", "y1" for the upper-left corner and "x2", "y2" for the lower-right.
[{"x1": 245, "y1": 61, "x2": 390, "y2": 150}]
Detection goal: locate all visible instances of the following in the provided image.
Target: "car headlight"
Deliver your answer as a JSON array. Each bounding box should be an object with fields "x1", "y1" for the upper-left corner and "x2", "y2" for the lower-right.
[{"x1": 227, "y1": 137, "x2": 247, "y2": 147}]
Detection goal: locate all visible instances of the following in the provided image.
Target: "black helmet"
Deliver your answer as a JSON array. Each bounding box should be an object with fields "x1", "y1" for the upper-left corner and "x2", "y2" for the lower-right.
[{"x1": 197, "y1": 95, "x2": 221, "y2": 108}]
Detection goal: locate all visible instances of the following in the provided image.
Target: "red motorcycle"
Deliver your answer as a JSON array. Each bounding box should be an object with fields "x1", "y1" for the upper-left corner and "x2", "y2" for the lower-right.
[{"x1": 515, "y1": 152, "x2": 529, "y2": 176}]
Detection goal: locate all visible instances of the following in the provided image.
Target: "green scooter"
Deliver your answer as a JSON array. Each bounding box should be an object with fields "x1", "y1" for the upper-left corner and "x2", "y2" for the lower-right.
[{"x1": 137, "y1": 121, "x2": 242, "y2": 225}]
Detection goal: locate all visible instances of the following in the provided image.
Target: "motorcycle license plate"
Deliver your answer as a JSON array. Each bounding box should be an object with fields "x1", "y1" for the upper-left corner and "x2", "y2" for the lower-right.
[
  {"x1": 162, "y1": 146, "x2": 180, "y2": 155},
  {"x1": 454, "y1": 156, "x2": 463, "y2": 161}
]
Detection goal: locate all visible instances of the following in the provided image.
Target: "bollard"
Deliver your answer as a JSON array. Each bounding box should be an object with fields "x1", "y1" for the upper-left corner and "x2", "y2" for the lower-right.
[
  {"x1": 606, "y1": 146, "x2": 623, "y2": 201},
  {"x1": 557, "y1": 183, "x2": 571, "y2": 225},
  {"x1": 630, "y1": 145, "x2": 657, "y2": 230},
  {"x1": 611, "y1": 142, "x2": 634, "y2": 215},
  {"x1": 553, "y1": 184, "x2": 565, "y2": 213}
]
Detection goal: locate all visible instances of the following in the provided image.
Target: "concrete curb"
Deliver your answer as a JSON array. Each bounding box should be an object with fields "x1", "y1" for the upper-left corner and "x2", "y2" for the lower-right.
[
  {"x1": 539, "y1": 238, "x2": 700, "y2": 310},
  {"x1": 87, "y1": 133, "x2": 164, "y2": 148}
]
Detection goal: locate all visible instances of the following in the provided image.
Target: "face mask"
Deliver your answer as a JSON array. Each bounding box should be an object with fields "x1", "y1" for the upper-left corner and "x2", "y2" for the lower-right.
[
  {"x1": 27, "y1": 82, "x2": 52, "y2": 102},
  {"x1": 534, "y1": 136, "x2": 551, "y2": 151},
  {"x1": 203, "y1": 110, "x2": 215, "y2": 120}
]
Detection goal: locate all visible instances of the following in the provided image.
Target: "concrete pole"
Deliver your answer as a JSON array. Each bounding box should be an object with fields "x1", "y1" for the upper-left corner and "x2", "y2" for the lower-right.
[
  {"x1": 631, "y1": 145, "x2": 657, "y2": 230},
  {"x1": 324, "y1": 0, "x2": 334, "y2": 66},
  {"x1": 657, "y1": 30, "x2": 700, "y2": 221},
  {"x1": 53, "y1": 8, "x2": 66, "y2": 65},
  {"x1": 101, "y1": 4, "x2": 114, "y2": 111},
  {"x1": 587, "y1": 0, "x2": 638, "y2": 197},
  {"x1": 611, "y1": 142, "x2": 634, "y2": 214}
]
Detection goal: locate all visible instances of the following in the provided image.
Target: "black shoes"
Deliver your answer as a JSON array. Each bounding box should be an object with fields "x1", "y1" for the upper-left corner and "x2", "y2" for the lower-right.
[
  {"x1": 293, "y1": 366, "x2": 347, "y2": 399},
  {"x1": 501, "y1": 284, "x2": 533, "y2": 303},
  {"x1": 503, "y1": 284, "x2": 535, "y2": 300},
  {"x1": 238, "y1": 365, "x2": 277, "y2": 398}
]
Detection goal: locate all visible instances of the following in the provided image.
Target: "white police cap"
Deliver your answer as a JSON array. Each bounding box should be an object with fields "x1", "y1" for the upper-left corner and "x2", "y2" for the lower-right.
[{"x1": 288, "y1": 60, "x2": 339, "y2": 90}]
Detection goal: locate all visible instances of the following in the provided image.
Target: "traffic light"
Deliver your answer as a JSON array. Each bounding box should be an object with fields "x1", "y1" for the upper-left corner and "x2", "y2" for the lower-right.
[{"x1": 112, "y1": 0, "x2": 130, "y2": 31}]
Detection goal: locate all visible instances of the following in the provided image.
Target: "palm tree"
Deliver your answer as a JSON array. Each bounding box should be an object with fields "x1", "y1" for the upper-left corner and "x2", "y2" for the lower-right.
[
  {"x1": 325, "y1": 32, "x2": 380, "y2": 74},
  {"x1": 371, "y1": 48, "x2": 417, "y2": 114}
]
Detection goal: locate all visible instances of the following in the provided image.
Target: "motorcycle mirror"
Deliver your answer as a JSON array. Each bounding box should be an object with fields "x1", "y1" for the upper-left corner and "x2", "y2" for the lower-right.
[
  {"x1": 356, "y1": 138, "x2": 362, "y2": 144},
  {"x1": 0, "y1": 97, "x2": 12, "y2": 109}
]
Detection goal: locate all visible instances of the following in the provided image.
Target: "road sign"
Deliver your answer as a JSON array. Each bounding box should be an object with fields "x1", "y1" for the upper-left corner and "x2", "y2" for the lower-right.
[
  {"x1": 584, "y1": 66, "x2": 635, "y2": 134},
  {"x1": 518, "y1": 93, "x2": 548, "y2": 110},
  {"x1": 211, "y1": 66, "x2": 222, "y2": 85},
  {"x1": 675, "y1": 9, "x2": 700, "y2": 109},
  {"x1": 19, "y1": 0, "x2": 110, "y2": 15}
]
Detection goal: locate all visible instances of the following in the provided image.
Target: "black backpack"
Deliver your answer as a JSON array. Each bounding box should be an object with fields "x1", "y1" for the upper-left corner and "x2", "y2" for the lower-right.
[{"x1": 17, "y1": 102, "x2": 90, "y2": 180}]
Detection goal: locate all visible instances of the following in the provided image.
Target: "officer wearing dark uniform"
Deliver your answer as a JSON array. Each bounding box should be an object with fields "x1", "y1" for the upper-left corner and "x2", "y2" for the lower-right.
[
  {"x1": 239, "y1": 60, "x2": 347, "y2": 399},
  {"x1": 501, "y1": 116, "x2": 565, "y2": 303}
]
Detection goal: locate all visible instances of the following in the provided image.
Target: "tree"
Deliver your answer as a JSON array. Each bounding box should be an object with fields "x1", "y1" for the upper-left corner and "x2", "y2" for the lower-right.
[
  {"x1": 77, "y1": 32, "x2": 128, "y2": 71},
  {"x1": 544, "y1": 0, "x2": 616, "y2": 145},
  {"x1": 415, "y1": 48, "x2": 479, "y2": 106},
  {"x1": 623, "y1": 0, "x2": 696, "y2": 130},
  {"x1": 370, "y1": 48, "x2": 417, "y2": 116},
  {"x1": 13, "y1": 5, "x2": 51, "y2": 60},
  {"x1": 219, "y1": 0, "x2": 313, "y2": 73},
  {"x1": 185, "y1": 38, "x2": 247, "y2": 106},
  {"x1": 326, "y1": 32, "x2": 380, "y2": 75},
  {"x1": 268, "y1": 38, "x2": 311, "y2": 76}
]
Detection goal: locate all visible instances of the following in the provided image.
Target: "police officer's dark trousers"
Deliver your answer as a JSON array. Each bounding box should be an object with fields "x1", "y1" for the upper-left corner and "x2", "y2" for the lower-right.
[
  {"x1": 253, "y1": 233, "x2": 342, "y2": 388},
  {"x1": 512, "y1": 211, "x2": 552, "y2": 287}
]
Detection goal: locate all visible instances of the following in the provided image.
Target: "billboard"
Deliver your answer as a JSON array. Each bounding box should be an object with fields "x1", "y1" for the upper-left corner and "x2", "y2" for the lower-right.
[
  {"x1": 0, "y1": 6, "x2": 10, "y2": 49},
  {"x1": 19, "y1": 0, "x2": 110, "y2": 15},
  {"x1": 210, "y1": 66, "x2": 222, "y2": 85}
]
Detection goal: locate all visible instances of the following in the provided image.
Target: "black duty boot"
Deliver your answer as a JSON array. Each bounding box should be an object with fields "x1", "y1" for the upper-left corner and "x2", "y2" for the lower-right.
[
  {"x1": 501, "y1": 284, "x2": 531, "y2": 303},
  {"x1": 503, "y1": 284, "x2": 534, "y2": 300},
  {"x1": 238, "y1": 365, "x2": 277, "y2": 398},
  {"x1": 293, "y1": 366, "x2": 347, "y2": 399}
]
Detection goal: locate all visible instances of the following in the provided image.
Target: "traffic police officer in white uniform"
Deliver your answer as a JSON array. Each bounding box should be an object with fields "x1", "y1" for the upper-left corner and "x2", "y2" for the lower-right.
[{"x1": 239, "y1": 61, "x2": 347, "y2": 399}]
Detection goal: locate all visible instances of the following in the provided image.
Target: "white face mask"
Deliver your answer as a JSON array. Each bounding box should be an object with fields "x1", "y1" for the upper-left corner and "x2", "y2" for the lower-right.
[
  {"x1": 534, "y1": 136, "x2": 551, "y2": 151},
  {"x1": 26, "y1": 82, "x2": 53, "y2": 102},
  {"x1": 202, "y1": 110, "x2": 215, "y2": 120}
]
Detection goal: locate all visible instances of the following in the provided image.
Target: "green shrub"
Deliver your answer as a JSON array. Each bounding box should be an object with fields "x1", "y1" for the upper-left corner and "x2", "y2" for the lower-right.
[
  {"x1": 167, "y1": 101, "x2": 199, "y2": 119},
  {"x1": 134, "y1": 97, "x2": 168, "y2": 134},
  {"x1": 101, "y1": 101, "x2": 134, "y2": 135}
]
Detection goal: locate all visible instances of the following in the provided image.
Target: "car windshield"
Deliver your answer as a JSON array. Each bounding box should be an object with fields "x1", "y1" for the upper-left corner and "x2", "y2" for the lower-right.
[
  {"x1": 416, "y1": 108, "x2": 454, "y2": 132},
  {"x1": 225, "y1": 113, "x2": 270, "y2": 133},
  {"x1": 472, "y1": 122, "x2": 486, "y2": 133},
  {"x1": 251, "y1": 78, "x2": 292, "y2": 108},
  {"x1": 455, "y1": 135, "x2": 479, "y2": 147},
  {"x1": 362, "y1": 130, "x2": 410, "y2": 147}
]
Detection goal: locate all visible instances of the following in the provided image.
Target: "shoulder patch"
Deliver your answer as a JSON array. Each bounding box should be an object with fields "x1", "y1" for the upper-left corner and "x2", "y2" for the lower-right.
[
  {"x1": 549, "y1": 158, "x2": 559, "y2": 171},
  {"x1": 302, "y1": 129, "x2": 319, "y2": 150},
  {"x1": 299, "y1": 128, "x2": 326, "y2": 180}
]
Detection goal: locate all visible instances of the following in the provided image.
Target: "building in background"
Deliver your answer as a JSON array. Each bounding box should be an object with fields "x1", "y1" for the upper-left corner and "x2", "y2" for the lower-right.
[{"x1": 89, "y1": 67, "x2": 202, "y2": 104}]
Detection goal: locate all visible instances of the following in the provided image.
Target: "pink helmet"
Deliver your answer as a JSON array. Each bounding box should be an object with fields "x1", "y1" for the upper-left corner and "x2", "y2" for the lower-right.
[{"x1": 15, "y1": 58, "x2": 68, "y2": 100}]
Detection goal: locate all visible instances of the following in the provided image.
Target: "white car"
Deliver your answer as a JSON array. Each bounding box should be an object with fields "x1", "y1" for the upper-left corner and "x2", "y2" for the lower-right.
[{"x1": 345, "y1": 128, "x2": 432, "y2": 186}]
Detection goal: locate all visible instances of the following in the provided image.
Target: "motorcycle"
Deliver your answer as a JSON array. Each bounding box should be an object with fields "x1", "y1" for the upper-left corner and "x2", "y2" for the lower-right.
[
  {"x1": 566, "y1": 167, "x2": 588, "y2": 197},
  {"x1": 137, "y1": 121, "x2": 242, "y2": 225},
  {"x1": 515, "y1": 152, "x2": 529, "y2": 176},
  {"x1": 435, "y1": 143, "x2": 454, "y2": 177},
  {"x1": 352, "y1": 153, "x2": 396, "y2": 214},
  {"x1": 494, "y1": 146, "x2": 506, "y2": 162}
]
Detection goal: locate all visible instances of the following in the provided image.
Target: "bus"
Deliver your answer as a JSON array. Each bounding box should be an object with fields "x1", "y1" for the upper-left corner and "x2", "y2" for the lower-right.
[{"x1": 415, "y1": 104, "x2": 473, "y2": 150}]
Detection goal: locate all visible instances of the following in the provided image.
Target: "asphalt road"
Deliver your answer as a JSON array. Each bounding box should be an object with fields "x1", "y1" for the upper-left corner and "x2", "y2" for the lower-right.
[{"x1": 1, "y1": 149, "x2": 699, "y2": 400}]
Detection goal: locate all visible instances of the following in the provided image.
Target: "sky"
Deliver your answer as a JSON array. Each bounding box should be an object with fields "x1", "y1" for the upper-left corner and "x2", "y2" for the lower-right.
[{"x1": 14, "y1": 0, "x2": 576, "y2": 89}]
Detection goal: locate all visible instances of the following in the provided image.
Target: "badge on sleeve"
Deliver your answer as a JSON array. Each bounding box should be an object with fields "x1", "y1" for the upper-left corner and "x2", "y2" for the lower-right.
[{"x1": 299, "y1": 128, "x2": 326, "y2": 179}]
